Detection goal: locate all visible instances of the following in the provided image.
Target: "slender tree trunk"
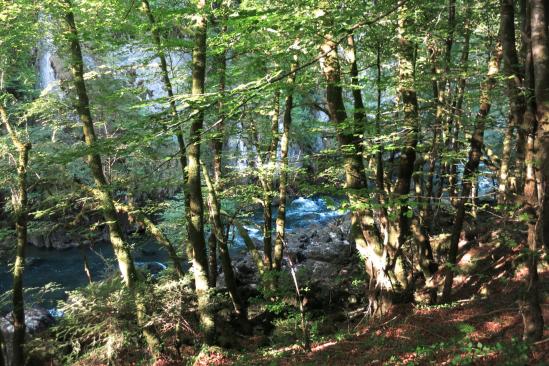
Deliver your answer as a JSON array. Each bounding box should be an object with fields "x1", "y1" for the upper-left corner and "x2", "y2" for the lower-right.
[
  {"x1": 375, "y1": 39, "x2": 384, "y2": 192},
  {"x1": 213, "y1": 44, "x2": 226, "y2": 186},
  {"x1": 441, "y1": 43, "x2": 502, "y2": 303},
  {"x1": 274, "y1": 61, "x2": 297, "y2": 271},
  {"x1": 64, "y1": 6, "x2": 160, "y2": 354},
  {"x1": 439, "y1": 2, "x2": 472, "y2": 206},
  {"x1": 428, "y1": 0, "x2": 456, "y2": 221},
  {"x1": 0, "y1": 105, "x2": 31, "y2": 366},
  {"x1": 263, "y1": 92, "x2": 280, "y2": 270},
  {"x1": 187, "y1": 0, "x2": 215, "y2": 344},
  {"x1": 499, "y1": 0, "x2": 526, "y2": 202},
  {"x1": 140, "y1": 0, "x2": 191, "y2": 261},
  {"x1": 201, "y1": 163, "x2": 248, "y2": 323}
]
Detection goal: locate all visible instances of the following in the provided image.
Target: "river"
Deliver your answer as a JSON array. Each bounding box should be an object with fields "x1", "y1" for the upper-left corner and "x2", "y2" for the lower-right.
[{"x1": 0, "y1": 196, "x2": 343, "y2": 310}]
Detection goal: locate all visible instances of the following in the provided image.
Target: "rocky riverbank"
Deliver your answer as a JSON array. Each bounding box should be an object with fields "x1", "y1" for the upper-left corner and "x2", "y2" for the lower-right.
[{"x1": 223, "y1": 214, "x2": 365, "y2": 309}]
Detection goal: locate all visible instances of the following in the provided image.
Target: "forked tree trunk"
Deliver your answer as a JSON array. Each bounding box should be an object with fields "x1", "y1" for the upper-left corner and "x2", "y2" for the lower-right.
[
  {"x1": 274, "y1": 61, "x2": 297, "y2": 270},
  {"x1": 186, "y1": 0, "x2": 215, "y2": 344},
  {"x1": 0, "y1": 105, "x2": 31, "y2": 366},
  {"x1": 64, "y1": 6, "x2": 161, "y2": 354},
  {"x1": 441, "y1": 42, "x2": 502, "y2": 303}
]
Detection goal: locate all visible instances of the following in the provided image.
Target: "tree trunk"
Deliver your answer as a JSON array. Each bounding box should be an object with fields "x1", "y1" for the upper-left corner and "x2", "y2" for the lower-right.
[
  {"x1": 441, "y1": 43, "x2": 502, "y2": 303},
  {"x1": 518, "y1": 0, "x2": 547, "y2": 341},
  {"x1": 274, "y1": 61, "x2": 297, "y2": 271},
  {"x1": 213, "y1": 43, "x2": 226, "y2": 186},
  {"x1": 438, "y1": 2, "x2": 473, "y2": 207},
  {"x1": 531, "y1": 0, "x2": 549, "y2": 253},
  {"x1": 263, "y1": 92, "x2": 280, "y2": 270},
  {"x1": 115, "y1": 202, "x2": 184, "y2": 277},
  {"x1": 201, "y1": 163, "x2": 248, "y2": 323},
  {"x1": 140, "y1": 0, "x2": 191, "y2": 261},
  {"x1": 320, "y1": 28, "x2": 405, "y2": 314},
  {"x1": 186, "y1": 0, "x2": 215, "y2": 344},
  {"x1": 64, "y1": 7, "x2": 160, "y2": 354},
  {"x1": 499, "y1": 0, "x2": 526, "y2": 202},
  {"x1": 396, "y1": 3, "x2": 420, "y2": 249},
  {"x1": 0, "y1": 105, "x2": 31, "y2": 366}
]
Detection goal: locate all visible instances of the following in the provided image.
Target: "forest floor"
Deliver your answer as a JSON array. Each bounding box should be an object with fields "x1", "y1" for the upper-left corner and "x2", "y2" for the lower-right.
[{"x1": 197, "y1": 222, "x2": 549, "y2": 366}]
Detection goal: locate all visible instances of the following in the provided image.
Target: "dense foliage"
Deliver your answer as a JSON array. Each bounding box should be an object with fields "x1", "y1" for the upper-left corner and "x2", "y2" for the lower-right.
[{"x1": 1, "y1": 0, "x2": 548, "y2": 364}]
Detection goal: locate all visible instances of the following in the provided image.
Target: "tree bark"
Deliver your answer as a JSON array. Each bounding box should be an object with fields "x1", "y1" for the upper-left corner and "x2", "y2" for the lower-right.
[
  {"x1": 274, "y1": 61, "x2": 297, "y2": 271},
  {"x1": 186, "y1": 0, "x2": 215, "y2": 344},
  {"x1": 0, "y1": 104, "x2": 31, "y2": 366},
  {"x1": 64, "y1": 6, "x2": 160, "y2": 354},
  {"x1": 441, "y1": 43, "x2": 503, "y2": 303}
]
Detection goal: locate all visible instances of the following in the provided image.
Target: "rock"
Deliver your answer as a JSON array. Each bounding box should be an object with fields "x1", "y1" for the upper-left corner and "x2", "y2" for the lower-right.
[
  {"x1": 303, "y1": 240, "x2": 351, "y2": 265},
  {"x1": 1, "y1": 307, "x2": 55, "y2": 335},
  {"x1": 140, "y1": 248, "x2": 157, "y2": 256},
  {"x1": 1, "y1": 307, "x2": 56, "y2": 366},
  {"x1": 224, "y1": 215, "x2": 362, "y2": 309},
  {"x1": 135, "y1": 261, "x2": 167, "y2": 275},
  {"x1": 25, "y1": 257, "x2": 45, "y2": 268}
]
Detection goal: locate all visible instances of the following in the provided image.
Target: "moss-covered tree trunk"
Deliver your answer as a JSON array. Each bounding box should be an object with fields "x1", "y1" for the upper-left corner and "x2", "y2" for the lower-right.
[
  {"x1": 187, "y1": 0, "x2": 215, "y2": 345},
  {"x1": 0, "y1": 104, "x2": 31, "y2": 366},
  {"x1": 64, "y1": 6, "x2": 160, "y2": 354},
  {"x1": 273, "y1": 61, "x2": 297, "y2": 271},
  {"x1": 201, "y1": 163, "x2": 248, "y2": 323}
]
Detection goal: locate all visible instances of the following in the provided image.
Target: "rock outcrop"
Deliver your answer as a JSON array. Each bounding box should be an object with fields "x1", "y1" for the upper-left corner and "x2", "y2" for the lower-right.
[{"x1": 219, "y1": 215, "x2": 365, "y2": 308}]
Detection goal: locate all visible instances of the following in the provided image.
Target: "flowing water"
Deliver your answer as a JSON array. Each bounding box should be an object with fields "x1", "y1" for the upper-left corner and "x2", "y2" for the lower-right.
[{"x1": 0, "y1": 197, "x2": 343, "y2": 310}]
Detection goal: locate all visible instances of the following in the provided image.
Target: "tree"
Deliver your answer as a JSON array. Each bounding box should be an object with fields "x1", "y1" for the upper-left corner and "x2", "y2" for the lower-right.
[
  {"x1": 186, "y1": 0, "x2": 215, "y2": 344},
  {"x1": 0, "y1": 101, "x2": 31, "y2": 366},
  {"x1": 63, "y1": 2, "x2": 160, "y2": 354},
  {"x1": 442, "y1": 40, "x2": 503, "y2": 303}
]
